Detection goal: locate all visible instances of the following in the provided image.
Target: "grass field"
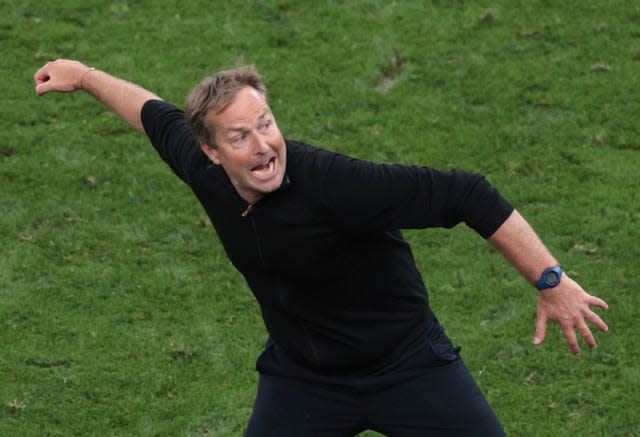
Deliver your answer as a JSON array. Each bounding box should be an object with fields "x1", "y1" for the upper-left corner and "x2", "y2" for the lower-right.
[{"x1": 1, "y1": 1, "x2": 639, "y2": 435}]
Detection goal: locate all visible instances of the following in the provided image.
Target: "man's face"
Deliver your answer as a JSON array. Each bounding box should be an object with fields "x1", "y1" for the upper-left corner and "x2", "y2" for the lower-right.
[{"x1": 201, "y1": 87, "x2": 287, "y2": 204}]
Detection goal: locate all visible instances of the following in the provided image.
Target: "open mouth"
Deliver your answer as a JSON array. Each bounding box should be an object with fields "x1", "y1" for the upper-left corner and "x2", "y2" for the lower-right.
[{"x1": 250, "y1": 157, "x2": 276, "y2": 178}]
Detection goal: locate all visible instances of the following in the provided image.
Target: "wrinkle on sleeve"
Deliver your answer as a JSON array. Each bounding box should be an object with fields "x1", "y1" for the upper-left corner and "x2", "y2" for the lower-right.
[
  {"x1": 141, "y1": 99, "x2": 203, "y2": 185},
  {"x1": 320, "y1": 153, "x2": 513, "y2": 237}
]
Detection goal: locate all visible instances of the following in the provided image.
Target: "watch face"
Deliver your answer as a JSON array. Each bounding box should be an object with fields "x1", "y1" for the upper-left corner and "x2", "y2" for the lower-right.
[
  {"x1": 547, "y1": 271, "x2": 560, "y2": 285},
  {"x1": 537, "y1": 266, "x2": 563, "y2": 291}
]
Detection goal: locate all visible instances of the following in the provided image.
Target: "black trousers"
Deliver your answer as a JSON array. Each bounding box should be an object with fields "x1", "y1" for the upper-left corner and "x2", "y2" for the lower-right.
[{"x1": 245, "y1": 322, "x2": 506, "y2": 436}]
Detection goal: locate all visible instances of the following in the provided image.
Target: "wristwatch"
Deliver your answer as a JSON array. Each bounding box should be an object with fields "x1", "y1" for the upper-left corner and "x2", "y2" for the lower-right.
[{"x1": 535, "y1": 265, "x2": 563, "y2": 291}]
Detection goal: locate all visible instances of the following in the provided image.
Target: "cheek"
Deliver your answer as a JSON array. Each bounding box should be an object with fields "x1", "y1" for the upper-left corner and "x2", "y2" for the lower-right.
[
  {"x1": 270, "y1": 131, "x2": 286, "y2": 150},
  {"x1": 225, "y1": 152, "x2": 253, "y2": 172}
]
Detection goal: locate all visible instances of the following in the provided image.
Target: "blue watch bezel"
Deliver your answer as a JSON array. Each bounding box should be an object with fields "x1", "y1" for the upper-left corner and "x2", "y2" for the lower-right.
[{"x1": 535, "y1": 265, "x2": 563, "y2": 291}]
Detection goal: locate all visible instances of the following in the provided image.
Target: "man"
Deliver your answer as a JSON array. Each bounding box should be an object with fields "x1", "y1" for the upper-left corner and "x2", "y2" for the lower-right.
[{"x1": 34, "y1": 59, "x2": 609, "y2": 436}]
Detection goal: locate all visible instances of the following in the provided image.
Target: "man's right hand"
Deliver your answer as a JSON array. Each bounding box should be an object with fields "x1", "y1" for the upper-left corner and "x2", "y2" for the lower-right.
[
  {"x1": 34, "y1": 59, "x2": 93, "y2": 96},
  {"x1": 33, "y1": 58, "x2": 161, "y2": 133}
]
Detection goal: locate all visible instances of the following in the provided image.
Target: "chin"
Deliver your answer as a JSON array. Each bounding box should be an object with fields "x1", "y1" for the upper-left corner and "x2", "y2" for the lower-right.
[{"x1": 260, "y1": 181, "x2": 282, "y2": 195}]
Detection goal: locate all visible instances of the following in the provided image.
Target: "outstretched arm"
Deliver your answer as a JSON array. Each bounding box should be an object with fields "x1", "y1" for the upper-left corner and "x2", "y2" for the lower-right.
[
  {"x1": 487, "y1": 210, "x2": 609, "y2": 355},
  {"x1": 34, "y1": 59, "x2": 161, "y2": 133}
]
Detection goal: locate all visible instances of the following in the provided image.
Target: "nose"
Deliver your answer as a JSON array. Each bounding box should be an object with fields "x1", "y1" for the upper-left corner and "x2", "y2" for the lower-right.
[{"x1": 253, "y1": 133, "x2": 270, "y2": 155}]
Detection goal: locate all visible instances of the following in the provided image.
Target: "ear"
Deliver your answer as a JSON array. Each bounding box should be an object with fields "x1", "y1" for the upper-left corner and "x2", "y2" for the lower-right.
[{"x1": 200, "y1": 143, "x2": 220, "y2": 165}]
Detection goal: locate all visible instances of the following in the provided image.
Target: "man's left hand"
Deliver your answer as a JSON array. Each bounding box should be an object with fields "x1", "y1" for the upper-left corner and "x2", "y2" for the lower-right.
[{"x1": 533, "y1": 275, "x2": 609, "y2": 355}]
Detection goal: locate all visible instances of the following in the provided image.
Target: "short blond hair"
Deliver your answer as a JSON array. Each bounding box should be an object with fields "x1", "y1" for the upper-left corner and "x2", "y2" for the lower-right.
[{"x1": 184, "y1": 65, "x2": 267, "y2": 147}]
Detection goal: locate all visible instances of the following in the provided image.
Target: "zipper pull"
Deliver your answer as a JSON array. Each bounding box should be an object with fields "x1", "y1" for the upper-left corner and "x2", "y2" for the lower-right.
[{"x1": 241, "y1": 203, "x2": 254, "y2": 217}]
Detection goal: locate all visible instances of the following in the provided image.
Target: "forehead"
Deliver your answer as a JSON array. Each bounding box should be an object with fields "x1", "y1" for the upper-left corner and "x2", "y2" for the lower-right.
[{"x1": 207, "y1": 87, "x2": 271, "y2": 132}]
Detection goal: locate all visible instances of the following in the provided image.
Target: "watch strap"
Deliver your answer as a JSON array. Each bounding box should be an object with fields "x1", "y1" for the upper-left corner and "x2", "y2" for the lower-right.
[{"x1": 535, "y1": 265, "x2": 563, "y2": 291}]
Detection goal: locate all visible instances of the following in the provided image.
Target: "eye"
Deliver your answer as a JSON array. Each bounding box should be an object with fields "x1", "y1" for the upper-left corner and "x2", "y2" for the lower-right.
[
  {"x1": 259, "y1": 119, "x2": 273, "y2": 132},
  {"x1": 232, "y1": 132, "x2": 248, "y2": 143}
]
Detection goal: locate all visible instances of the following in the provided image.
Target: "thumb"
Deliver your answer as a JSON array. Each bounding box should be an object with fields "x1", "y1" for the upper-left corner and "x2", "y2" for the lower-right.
[
  {"x1": 34, "y1": 74, "x2": 53, "y2": 96},
  {"x1": 35, "y1": 82, "x2": 50, "y2": 96},
  {"x1": 533, "y1": 311, "x2": 548, "y2": 345}
]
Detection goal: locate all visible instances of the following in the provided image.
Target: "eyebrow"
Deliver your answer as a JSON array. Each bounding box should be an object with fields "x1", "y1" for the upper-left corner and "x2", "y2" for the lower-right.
[{"x1": 223, "y1": 110, "x2": 271, "y2": 133}]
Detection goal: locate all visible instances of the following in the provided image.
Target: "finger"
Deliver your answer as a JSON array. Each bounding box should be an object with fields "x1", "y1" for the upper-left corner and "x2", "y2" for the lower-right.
[
  {"x1": 585, "y1": 310, "x2": 609, "y2": 333},
  {"x1": 563, "y1": 326, "x2": 581, "y2": 356},
  {"x1": 588, "y1": 295, "x2": 609, "y2": 311},
  {"x1": 34, "y1": 63, "x2": 52, "y2": 84},
  {"x1": 34, "y1": 66, "x2": 52, "y2": 95},
  {"x1": 35, "y1": 80, "x2": 52, "y2": 96},
  {"x1": 577, "y1": 321, "x2": 597, "y2": 349},
  {"x1": 33, "y1": 65, "x2": 46, "y2": 83},
  {"x1": 533, "y1": 311, "x2": 548, "y2": 345},
  {"x1": 35, "y1": 72, "x2": 50, "y2": 85}
]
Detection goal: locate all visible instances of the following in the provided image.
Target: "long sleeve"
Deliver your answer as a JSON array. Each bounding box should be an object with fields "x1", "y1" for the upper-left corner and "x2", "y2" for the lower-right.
[
  {"x1": 141, "y1": 99, "x2": 206, "y2": 185},
  {"x1": 320, "y1": 152, "x2": 514, "y2": 237}
]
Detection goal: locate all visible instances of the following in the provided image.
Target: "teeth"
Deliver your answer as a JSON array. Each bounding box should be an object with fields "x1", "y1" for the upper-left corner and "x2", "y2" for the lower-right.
[{"x1": 252, "y1": 158, "x2": 274, "y2": 174}]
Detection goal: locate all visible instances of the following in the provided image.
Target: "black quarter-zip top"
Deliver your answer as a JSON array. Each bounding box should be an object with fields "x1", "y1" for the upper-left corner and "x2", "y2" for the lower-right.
[{"x1": 142, "y1": 100, "x2": 514, "y2": 375}]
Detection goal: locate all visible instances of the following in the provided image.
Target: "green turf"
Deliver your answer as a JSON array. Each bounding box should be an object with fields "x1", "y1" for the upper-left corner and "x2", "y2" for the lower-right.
[{"x1": 1, "y1": 1, "x2": 639, "y2": 435}]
